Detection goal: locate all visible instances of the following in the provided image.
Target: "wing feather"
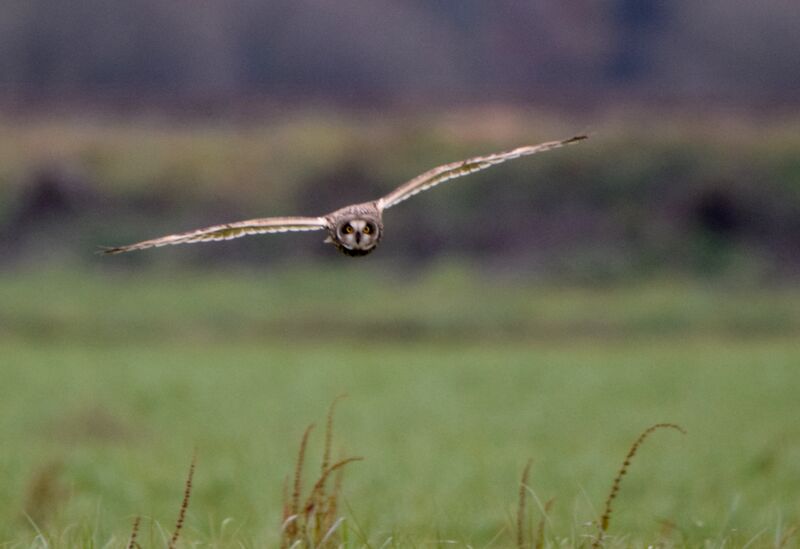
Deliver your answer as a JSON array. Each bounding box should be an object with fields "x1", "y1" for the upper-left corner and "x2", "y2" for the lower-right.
[
  {"x1": 102, "y1": 216, "x2": 328, "y2": 254},
  {"x1": 377, "y1": 135, "x2": 587, "y2": 210}
]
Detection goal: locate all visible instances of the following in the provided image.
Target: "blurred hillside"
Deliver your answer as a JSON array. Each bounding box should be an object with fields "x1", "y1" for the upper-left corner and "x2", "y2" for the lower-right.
[
  {"x1": 1, "y1": 111, "x2": 799, "y2": 280},
  {"x1": 1, "y1": 0, "x2": 800, "y2": 109}
]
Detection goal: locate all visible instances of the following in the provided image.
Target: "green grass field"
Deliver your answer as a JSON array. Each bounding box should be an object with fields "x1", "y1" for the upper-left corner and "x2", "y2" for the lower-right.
[{"x1": 1, "y1": 266, "x2": 799, "y2": 546}]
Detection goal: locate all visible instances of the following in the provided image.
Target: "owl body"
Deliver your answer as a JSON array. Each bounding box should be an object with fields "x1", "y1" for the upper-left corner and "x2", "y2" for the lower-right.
[
  {"x1": 102, "y1": 136, "x2": 586, "y2": 257},
  {"x1": 324, "y1": 201, "x2": 384, "y2": 256}
]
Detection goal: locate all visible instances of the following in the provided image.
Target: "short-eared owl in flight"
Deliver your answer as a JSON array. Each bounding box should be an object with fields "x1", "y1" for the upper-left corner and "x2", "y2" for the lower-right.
[{"x1": 104, "y1": 135, "x2": 587, "y2": 256}]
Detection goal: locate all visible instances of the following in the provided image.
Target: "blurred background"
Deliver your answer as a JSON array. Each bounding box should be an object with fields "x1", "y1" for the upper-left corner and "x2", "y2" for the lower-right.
[
  {"x1": 1, "y1": 1, "x2": 799, "y2": 545},
  {"x1": 3, "y1": 110, "x2": 800, "y2": 279},
  {"x1": 1, "y1": 0, "x2": 799, "y2": 275}
]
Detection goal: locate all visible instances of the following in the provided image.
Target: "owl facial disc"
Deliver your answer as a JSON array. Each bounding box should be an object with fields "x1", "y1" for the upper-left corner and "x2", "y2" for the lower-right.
[{"x1": 329, "y1": 216, "x2": 382, "y2": 256}]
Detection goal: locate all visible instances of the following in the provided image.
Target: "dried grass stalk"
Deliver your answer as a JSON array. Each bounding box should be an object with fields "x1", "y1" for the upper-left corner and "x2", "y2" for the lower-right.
[
  {"x1": 168, "y1": 454, "x2": 196, "y2": 549},
  {"x1": 592, "y1": 423, "x2": 685, "y2": 548},
  {"x1": 126, "y1": 515, "x2": 141, "y2": 549},
  {"x1": 516, "y1": 459, "x2": 533, "y2": 549}
]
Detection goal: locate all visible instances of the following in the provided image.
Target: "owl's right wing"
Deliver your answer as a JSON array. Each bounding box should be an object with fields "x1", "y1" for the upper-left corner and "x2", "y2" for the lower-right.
[
  {"x1": 102, "y1": 216, "x2": 328, "y2": 254},
  {"x1": 377, "y1": 135, "x2": 587, "y2": 210}
]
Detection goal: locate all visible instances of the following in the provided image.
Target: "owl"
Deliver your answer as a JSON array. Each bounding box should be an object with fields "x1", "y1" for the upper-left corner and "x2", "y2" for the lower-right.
[{"x1": 103, "y1": 135, "x2": 587, "y2": 256}]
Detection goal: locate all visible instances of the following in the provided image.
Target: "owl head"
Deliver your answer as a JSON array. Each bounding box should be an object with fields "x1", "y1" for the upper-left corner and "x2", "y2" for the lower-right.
[{"x1": 328, "y1": 216, "x2": 382, "y2": 256}]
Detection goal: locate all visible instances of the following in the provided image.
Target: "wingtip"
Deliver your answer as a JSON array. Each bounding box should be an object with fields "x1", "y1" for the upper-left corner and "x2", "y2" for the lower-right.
[
  {"x1": 97, "y1": 246, "x2": 124, "y2": 256},
  {"x1": 565, "y1": 134, "x2": 589, "y2": 144}
]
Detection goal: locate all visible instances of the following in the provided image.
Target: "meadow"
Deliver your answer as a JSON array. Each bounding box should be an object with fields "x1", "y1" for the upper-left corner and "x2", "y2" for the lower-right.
[{"x1": 1, "y1": 266, "x2": 799, "y2": 547}]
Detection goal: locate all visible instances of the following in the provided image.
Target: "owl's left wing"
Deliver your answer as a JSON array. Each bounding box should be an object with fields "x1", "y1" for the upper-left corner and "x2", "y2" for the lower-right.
[
  {"x1": 102, "y1": 216, "x2": 328, "y2": 254},
  {"x1": 377, "y1": 135, "x2": 587, "y2": 211}
]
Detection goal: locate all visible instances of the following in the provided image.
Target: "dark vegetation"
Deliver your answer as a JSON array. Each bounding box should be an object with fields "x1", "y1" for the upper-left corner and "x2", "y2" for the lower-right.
[{"x1": 1, "y1": 114, "x2": 798, "y2": 280}]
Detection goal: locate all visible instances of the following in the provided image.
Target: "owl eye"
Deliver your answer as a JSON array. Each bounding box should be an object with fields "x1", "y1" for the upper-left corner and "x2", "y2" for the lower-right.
[
  {"x1": 363, "y1": 225, "x2": 372, "y2": 234},
  {"x1": 343, "y1": 224, "x2": 354, "y2": 234}
]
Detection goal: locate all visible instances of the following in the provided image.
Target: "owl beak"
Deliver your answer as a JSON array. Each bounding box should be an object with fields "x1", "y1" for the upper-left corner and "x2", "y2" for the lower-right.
[
  {"x1": 355, "y1": 232, "x2": 362, "y2": 244},
  {"x1": 323, "y1": 236, "x2": 333, "y2": 244}
]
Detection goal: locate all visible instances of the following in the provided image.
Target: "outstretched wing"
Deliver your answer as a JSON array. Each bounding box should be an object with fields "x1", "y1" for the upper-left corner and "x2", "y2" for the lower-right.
[
  {"x1": 102, "y1": 216, "x2": 328, "y2": 254},
  {"x1": 377, "y1": 135, "x2": 587, "y2": 210}
]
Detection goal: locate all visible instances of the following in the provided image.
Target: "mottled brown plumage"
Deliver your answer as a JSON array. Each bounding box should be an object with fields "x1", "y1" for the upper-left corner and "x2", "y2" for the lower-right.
[{"x1": 103, "y1": 135, "x2": 587, "y2": 257}]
